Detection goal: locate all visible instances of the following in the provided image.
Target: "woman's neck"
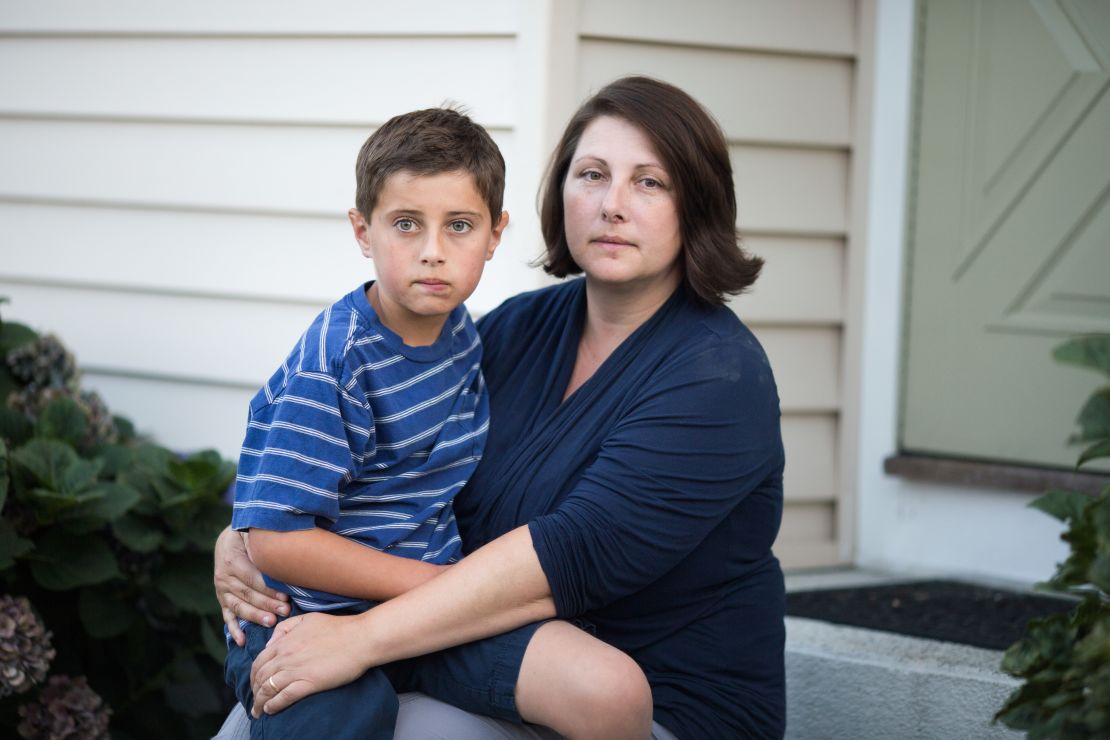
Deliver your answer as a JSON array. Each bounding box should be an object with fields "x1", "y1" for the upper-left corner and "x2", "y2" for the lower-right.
[{"x1": 562, "y1": 275, "x2": 679, "y2": 401}]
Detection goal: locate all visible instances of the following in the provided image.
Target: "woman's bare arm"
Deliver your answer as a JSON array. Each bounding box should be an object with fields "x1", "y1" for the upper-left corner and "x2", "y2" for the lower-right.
[{"x1": 249, "y1": 524, "x2": 555, "y2": 716}]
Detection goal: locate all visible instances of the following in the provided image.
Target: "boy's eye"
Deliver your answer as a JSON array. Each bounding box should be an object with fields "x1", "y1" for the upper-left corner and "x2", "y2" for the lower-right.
[
  {"x1": 395, "y1": 218, "x2": 417, "y2": 232},
  {"x1": 448, "y1": 220, "x2": 472, "y2": 234}
]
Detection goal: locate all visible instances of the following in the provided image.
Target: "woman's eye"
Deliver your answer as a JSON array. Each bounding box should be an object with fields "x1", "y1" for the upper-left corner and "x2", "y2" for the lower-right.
[
  {"x1": 448, "y1": 220, "x2": 472, "y2": 234},
  {"x1": 395, "y1": 218, "x2": 416, "y2": 232},
  {"x1": 641, "y1": 177, "x2": 662, "y2": 189},
  {"x1": 581, "y1": 170, "x2": 603, "y2": 182}
]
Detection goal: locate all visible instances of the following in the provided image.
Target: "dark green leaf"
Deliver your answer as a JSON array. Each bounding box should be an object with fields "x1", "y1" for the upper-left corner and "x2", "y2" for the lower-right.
[
  {"x1": 96, "y1": 443, "x2": 134, "y2": 479},
  {"x1": 59, "y1": 456, "x2": 101, "y2": 496},
  {"x1": 0, "y1": 320, "x2": 37, "y2": 355},
  {"x1": 112, "y1": 513, "x2": 165, "y2": 553},
  {"x1": 1087, "y1": 555, "x2": 1110, "y2": 595},
  {"x1": 0, "y1": 364, "x2": 18, "y2": 404},
  {"x1": 1078, "y1": 439, "x2": 1110, "y2": 468},
  {"x1": 59, "y1": 481, "x2": 141, "y2": 527},
  {"x1": 1073, "y1": 389, "x2": 1110, "y2": 443},
  {"x1": 168, "y1": 450, "x2": 235, "y2": 498},
  {"x1": 25, "y1": 486, "x2": 102, "y2": 520},
  {"x1": 29, "y1": 529, "x2": 120, "y2": 590},
  {"x1": 0, "y1": 437, "x2": 8, "y2": 512},
  {"x1": 36, "y1": 397, "x2": 89, "y2": 446},
  {"x1": 10, "y1": 437, "x2": 77, "y2": 489},
  {"x1": 1030, "y1": 489, "x2": 1090, "y2": 523},
  {"x1": 133, "y1": 443, "x2": 175, "y2": 473},
  {"x1": 0, "y1": 517, "x2": 33, "y2": 571},
  {"x1": 199, "y1": 616, "x2": 226, "y2": 665},
  {"x1": 112, "y1": 414, "x2": 136, "y2": 442},
  {"x1": 163, "y1": 653, "x2": 224, "y2": 717},
  {"x1": 1055, "y1": 335, "x2": 1110, "y2": 377},
  {"x1": 156, "y1": 555, "x2": 220, "y2": 615},
  {"x1": 0, "y1": 406, "x2": 32, "y2": 446},
  {"x1": 177, "y1": 500, "x2": 231, "y2": 550},
  {"x1": 78, "y1": 586, "x2": 135, "y2": 638}
]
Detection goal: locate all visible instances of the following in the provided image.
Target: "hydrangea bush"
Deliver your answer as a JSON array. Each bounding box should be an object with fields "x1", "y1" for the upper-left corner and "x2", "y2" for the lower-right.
[
  {"x1": 0, "y1": 301, "x2": 234, "y2": 739},
  {"x1": 994, "y1": 335, "x2": 1110, "y2": 739}
]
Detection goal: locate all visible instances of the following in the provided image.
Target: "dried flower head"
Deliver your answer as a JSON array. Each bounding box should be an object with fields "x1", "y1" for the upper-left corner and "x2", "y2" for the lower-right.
[
  {"x1": 6, "y1": 336, "x2": 78, "y2": 394},
  {"x1": 0, "y1": 595, "x2": 55, "y2": 697},
  {"x1": 17, "y1": 674, "x2": 111, "y2": 740}
]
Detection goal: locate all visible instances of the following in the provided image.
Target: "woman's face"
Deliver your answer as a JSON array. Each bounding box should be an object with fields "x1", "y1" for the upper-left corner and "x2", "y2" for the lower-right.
[{"x1": 562, "y1": 116, "x2": 683, "y2": 296}]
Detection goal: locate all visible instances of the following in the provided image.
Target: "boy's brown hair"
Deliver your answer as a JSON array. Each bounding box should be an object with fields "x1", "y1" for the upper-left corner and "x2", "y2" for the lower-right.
[
  {"x1": 538, "y1": 76, "x2": 763, "y2": 306},
  {"x1": 355, "y1": 107, "x2": 505, "y2": 224}
]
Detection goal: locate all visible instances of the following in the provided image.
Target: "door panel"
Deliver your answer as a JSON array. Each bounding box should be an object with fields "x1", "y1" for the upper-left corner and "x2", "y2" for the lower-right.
[{"x1": 902, "y1": 0, "x2": 1110, "y2": 469}]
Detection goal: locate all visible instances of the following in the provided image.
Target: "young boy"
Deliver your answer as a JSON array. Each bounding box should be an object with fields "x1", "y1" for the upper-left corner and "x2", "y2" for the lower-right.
[{"x1": 224, "y1": 107, "x2": 509, "y2": 739}]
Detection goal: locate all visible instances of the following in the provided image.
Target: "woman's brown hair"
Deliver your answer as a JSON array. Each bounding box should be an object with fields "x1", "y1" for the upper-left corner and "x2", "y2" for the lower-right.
[{"x1": 539, "y1": 76, "x2": 762, "y2": 305}]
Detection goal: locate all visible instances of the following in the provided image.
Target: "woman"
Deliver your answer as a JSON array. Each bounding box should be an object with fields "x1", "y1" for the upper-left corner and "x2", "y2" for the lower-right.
[{"x1": 215, "y1": 76, "x2": 785, "y2": 739}]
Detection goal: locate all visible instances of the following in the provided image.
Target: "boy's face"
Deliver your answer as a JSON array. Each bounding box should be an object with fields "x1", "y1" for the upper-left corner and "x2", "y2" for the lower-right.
[{"x1": 349, "y1": 170, "x2": 508, "y2": 346}]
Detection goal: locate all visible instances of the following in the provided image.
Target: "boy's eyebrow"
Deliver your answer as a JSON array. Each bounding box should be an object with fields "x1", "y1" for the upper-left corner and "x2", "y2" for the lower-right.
[{"x1": 384, "y1": 208, "x2": 485, "y2": 219}]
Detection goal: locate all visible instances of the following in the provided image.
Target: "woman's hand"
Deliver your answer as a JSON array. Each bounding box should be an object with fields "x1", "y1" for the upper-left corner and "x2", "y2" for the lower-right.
[
  {"x1": 249, "y1": 611, "x2": 370, "y2": 717},
  {"x1": 213, "y1": 526, "x2": 290, "y2": 646}
]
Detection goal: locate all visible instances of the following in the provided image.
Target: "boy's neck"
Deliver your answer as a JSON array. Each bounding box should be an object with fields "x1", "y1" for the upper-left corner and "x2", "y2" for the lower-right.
[{"x1": 365, "y1": 284, "x2": 448, "y2": 347}]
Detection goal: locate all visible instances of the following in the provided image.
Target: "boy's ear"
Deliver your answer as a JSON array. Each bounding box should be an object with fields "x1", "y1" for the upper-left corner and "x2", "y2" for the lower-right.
[
  {"x1": 348, "y1": 208, "x2": 373, "y2": 258},
  {"x1": 486, "y1": 210, "x2": 509, "y2": 260}
]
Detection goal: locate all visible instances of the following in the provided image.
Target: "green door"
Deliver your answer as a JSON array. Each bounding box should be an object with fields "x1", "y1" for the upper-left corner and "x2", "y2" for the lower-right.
[{"x1": 902, "y1": 0, "x2": 1110, "y2": 469}]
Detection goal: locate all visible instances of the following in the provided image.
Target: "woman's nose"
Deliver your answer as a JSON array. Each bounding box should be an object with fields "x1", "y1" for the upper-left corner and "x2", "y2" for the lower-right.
[{"x1": 600, "y1": 184, "x2": 627, "y2": 222}]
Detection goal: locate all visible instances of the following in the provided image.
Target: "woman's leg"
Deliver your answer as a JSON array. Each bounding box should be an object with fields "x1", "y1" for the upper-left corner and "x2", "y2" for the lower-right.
[
  {"x1": 514, "y1": 621, "x2": 654, "y2": 740},
  {"x1": 394, "y1": 620, "x2": 654, "y2": 740}
]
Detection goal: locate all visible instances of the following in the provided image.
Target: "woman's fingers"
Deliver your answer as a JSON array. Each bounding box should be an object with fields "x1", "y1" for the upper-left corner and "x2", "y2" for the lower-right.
[{"x1": 249, "y1": 612, "x2": 369, "y2": 717}]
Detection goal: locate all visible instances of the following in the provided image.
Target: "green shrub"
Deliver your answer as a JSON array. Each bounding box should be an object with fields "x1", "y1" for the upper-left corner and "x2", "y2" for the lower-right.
[
  {"x1": 0, "y1": 300, "x2": 234, "y2": 739},
  {"x1": 994, "y1": 335, "x2": 1110, "y2": 739}
]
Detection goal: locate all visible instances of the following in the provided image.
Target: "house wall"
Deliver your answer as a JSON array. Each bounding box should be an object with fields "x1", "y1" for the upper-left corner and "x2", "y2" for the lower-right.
[
  {"x1": 568, "y1": 0, "x2": 861, "y2": 568},
  {"x1": 0, "y1": 0, "x2": 867, "y2": 571},
  {"x1": 853, "y1": 0, "x2": 1069, "y2": 586},
  {"x1": 0, "y1": 0, "x2": 546, "y2": 457}
]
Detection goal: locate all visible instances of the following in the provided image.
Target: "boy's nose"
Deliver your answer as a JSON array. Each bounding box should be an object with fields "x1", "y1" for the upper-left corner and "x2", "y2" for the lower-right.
[{"x1": 419, "y1": 235, "x2": 446, "y2": 265}]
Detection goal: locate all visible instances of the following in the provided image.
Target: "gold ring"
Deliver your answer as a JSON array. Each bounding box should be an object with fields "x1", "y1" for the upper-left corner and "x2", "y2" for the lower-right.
[{"x1": 268, "y1": 676, "x2": 278, "y2": 691}]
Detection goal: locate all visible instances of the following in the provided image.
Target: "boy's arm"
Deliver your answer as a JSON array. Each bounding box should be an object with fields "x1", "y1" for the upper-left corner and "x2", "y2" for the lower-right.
[{"x1": 248, "y1": 527, "x2": 445, "y2": 602}]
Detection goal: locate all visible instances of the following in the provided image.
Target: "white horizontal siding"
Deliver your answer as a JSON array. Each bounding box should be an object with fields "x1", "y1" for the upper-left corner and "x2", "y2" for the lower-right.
[
  {"x1": 0, "y1": 37, "x2": 516, "y2": 126},
  {"x1": 86, "y1": 372, "x2": 255, "y2": 459},
  {"x1": 580, "y1": 0, "x2": 856, "y2": 57},
  {"x1": 0, "y1": 0, "x2": 520, "y2": 35},
  {"x1": 738, "y1": 237, "x2": 845, "y2": 324},
  {"x1": 577, "y1": 39, "x2": 854, "y2": 146},
  {"x1": 734, "y1": 146, "x2": 850, "y2": 234}
]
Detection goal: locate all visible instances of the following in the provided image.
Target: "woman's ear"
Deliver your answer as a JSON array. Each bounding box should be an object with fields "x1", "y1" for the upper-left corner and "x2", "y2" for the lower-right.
[{"x1": 348, "y1": 208, "x2": 373, "y2": 258}]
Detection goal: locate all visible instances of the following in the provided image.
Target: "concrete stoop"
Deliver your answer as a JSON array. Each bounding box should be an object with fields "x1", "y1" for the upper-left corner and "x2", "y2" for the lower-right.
[{"x1": 784, "y1": 616, "x2": 1022, "y2": 740}]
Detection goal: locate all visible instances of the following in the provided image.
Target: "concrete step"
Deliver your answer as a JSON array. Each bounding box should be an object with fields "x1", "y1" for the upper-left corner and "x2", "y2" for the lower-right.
[{"x1": 784, "y1": 570, "x2": 1024, "y2": 739}]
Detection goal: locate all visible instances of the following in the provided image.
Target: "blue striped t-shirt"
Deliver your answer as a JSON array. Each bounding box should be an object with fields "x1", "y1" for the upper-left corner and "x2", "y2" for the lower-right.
[{"x1": 231, "y1": 283, "x2": 488, "y2": 612}]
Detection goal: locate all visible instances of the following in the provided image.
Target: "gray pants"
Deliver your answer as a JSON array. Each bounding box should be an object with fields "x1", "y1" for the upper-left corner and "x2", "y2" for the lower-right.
[{"x1": 213, "y1": 692, "x2": 679, "y2": 739}]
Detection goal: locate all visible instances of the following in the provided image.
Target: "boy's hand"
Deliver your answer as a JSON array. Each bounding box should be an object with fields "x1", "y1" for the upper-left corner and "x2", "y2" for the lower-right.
[{"x1": 214, "y1": 527, "x2": 290, "y2": 646}]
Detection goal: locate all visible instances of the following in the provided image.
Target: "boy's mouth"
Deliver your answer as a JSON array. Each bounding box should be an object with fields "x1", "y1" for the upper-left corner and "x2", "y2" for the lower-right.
[{"x1": 415, "y1": 279, "x2": 450, "y2": 292}]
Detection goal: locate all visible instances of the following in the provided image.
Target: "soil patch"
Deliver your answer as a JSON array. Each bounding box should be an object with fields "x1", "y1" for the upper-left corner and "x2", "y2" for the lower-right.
[{"x1": 785, "y1": 579, "x2": 1076, "y2": 650}]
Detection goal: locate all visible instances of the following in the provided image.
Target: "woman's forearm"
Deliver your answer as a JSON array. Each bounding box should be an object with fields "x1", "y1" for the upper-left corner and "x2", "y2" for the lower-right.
[
  {"x1": 354, "y1": 524, "x2": 556, "y2": 664},
  {"x1": 249, "y1": 524, "x2": 557, "y2": 717}
]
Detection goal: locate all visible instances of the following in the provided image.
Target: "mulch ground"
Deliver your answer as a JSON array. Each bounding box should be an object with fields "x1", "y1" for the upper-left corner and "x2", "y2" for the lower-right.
[{"x1": 785, "y1": 579, "x2": 1076, "y2": 650}]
